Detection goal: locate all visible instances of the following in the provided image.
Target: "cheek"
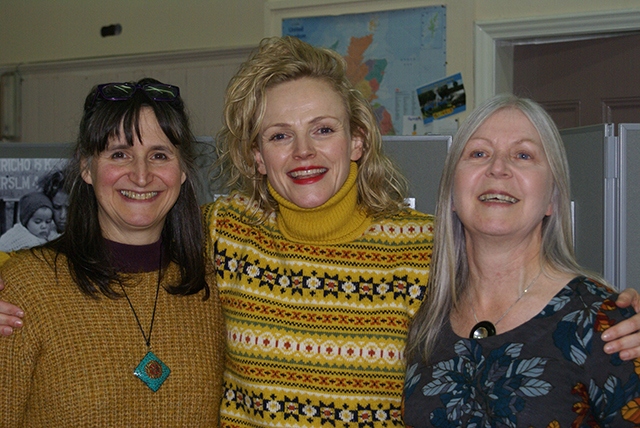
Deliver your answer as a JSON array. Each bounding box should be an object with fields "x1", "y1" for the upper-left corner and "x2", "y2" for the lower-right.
[
  {"x1": 157, "y1": 167, "x2": 187, "y2": 191},
  {"x1": 93, "y1": 169, "x2": 117, "y2": 188}
]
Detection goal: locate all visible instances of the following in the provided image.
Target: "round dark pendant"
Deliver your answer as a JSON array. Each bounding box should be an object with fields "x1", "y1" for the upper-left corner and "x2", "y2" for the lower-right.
[
  {"x1": 469, "y1": 321, "x2": 496, "y2": 339},
  {"x1": 145, "y1": 360, "x2": 163, "y2": 379}
]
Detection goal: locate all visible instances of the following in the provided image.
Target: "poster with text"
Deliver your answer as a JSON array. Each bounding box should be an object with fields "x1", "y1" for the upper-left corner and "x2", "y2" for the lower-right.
[{"x1": 0, "y1": 158, "x2": 69, "y2": 251}]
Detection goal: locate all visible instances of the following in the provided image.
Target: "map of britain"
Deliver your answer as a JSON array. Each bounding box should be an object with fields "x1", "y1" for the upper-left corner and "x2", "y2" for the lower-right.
[{"x1": 283, "y1": 6, "x2": 446, "y2": 135}]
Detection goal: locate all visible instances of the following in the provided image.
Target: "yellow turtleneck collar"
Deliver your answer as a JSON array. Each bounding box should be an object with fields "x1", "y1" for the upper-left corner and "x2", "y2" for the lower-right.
[{"x1": 268, "y1": 162, "x2": 372, "y2": 245}]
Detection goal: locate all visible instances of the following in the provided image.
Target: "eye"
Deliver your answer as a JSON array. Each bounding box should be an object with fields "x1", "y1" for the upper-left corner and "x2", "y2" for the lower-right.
[
  {"x1": 264, "y1": 131, "x2": 293, "y2": 146},
  {"x1": 470, "y1": 150, "x2": 486, "y2": 158},
  {"x1": 152, "y1": 152, "x2": 169, "y2": 160},
  {"x1": 268, "y1": 132, "x2": 287, "y2": 142},
  {"x1": 110, "y1": 151, "x2": 126, "y2": 159},
  {"x1": 516, "y1": 152, "x2": 532, "y2": 160},
  {"x1": 317, "y1": 126, "x2": 334, "y2": 135}
]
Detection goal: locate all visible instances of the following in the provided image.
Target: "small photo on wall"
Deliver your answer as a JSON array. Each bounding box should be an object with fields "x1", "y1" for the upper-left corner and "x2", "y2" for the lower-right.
[{"x1": 417, "y1": 72, "x2": 466, "y2": 124}]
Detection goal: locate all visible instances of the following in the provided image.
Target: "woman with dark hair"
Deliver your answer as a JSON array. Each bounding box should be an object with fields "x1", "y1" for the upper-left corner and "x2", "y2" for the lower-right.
[{"x1": 0, "y1": 78, "x2": 225, "y2": 426}]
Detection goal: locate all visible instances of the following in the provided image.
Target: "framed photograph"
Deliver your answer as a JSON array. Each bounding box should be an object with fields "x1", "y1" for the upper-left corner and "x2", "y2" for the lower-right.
[{"x1": 0, "y1": 143, "x2": 72, "y2": 251}]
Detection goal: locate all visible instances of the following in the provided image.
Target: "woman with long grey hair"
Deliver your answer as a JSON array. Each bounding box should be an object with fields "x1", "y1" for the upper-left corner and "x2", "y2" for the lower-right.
[{"x1": 404, "y1": 94, "x2": 640, "y2": 427}]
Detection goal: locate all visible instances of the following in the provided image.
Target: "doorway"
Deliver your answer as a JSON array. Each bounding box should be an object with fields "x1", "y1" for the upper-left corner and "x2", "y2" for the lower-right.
[
  {"x1": 474, "y1": 8, "x2": 640, "y2": 120},
  {"x1": 512, "y1": 32, "x2": 640, "y2": 130}
]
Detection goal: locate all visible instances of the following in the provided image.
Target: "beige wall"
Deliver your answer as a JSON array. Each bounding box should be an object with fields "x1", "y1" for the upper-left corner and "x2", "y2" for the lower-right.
[
  {"x1": 3, "y1": 0, "x2": 638, "y2": 102},
  {"x1": 0, "y1": 0, "x2": 266, "y2": 64},
  {"x1": 1, "y1": 0, "x2": 638, "y2": 141}
]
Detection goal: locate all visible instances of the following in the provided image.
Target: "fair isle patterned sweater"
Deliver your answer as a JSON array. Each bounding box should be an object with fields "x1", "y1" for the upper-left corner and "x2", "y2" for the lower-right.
[{"x1": 204, "y1": 165, "x2": 434, "y2": 427}]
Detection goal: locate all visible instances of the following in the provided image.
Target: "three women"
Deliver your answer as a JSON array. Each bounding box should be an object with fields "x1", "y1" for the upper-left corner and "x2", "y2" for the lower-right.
[{"x1": 2, "y1": 39, "x2": 640, "y2": 427}]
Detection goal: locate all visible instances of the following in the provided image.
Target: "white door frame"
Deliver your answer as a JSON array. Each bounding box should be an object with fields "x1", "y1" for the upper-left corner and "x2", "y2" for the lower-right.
[{"x1": 475, "y1": 9, "x2": 640, "y2": 105}]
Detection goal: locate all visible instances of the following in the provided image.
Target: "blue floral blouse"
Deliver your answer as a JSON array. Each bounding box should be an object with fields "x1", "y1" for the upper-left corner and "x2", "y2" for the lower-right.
[{"x1": 403, "y1": 277, "x2": 640, "y2": 427}]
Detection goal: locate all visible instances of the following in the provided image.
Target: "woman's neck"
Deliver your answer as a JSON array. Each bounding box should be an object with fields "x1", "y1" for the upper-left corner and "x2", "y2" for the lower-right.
[
  {"x1": 268, "y1": 162, "x2": 372, "y2": 244},
  {"x1": 463, "y1": 230, "x2": 545, "y2": 299},
  {"x1": 105, "y1": 238, "x2": 164, "y2": 273}
]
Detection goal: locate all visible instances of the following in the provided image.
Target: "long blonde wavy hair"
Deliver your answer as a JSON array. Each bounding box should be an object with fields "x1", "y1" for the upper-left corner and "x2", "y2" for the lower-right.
[{"x1": 214, "y1": 36, "x2": 408, "y2": 221}]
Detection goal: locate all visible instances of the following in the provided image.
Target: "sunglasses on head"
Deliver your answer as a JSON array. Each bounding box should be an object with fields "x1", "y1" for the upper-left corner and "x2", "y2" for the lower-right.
[{"x1": 95, "y1": 82, "x2": 180, "y2": 102}]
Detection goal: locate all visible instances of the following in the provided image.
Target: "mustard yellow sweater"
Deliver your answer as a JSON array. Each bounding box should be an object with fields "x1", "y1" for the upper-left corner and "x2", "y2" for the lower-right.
[
  {"x1": 205, "y1": 165, "x2": 434, "y2": 427},
  {"x1": 0, "y1": 248, "x2": 226, "y2": 427},
  {"x1": 0, "y1": 252, "x2": 9, "y2": 267}
]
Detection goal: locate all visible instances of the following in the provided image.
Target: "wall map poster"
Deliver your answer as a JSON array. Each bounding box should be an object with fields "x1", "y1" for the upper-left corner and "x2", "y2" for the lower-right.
[{"x1": 283, "y1": 6, "x2": 446, "y2": 135}]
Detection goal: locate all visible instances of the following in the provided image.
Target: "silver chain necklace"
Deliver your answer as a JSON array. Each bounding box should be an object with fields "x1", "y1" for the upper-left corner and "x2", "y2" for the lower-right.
[{"x1": 468, "y1": 270, "x2": 543, "y2": 339}]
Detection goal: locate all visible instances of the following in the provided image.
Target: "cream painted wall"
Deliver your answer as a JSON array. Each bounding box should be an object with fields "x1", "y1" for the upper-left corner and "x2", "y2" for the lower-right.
[
  {"x1": 474, "y1": 0, "x2": 638, "y2": 20},
  {"x1": 1, "y1": 0, "x2": 639, "y2": 139},
  {"x1": 0, "y1": 0, "x2": 266, "y2": 64}
]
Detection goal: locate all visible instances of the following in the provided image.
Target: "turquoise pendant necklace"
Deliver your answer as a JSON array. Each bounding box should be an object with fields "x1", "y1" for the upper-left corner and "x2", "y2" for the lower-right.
[{"x1": 120, "y1": 251, "x2": 170, "y2": 392}]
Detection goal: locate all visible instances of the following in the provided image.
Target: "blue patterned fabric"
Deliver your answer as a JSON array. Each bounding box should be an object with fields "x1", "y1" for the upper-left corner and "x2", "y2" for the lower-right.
[{"x1": 403, "y1": 277, "x2": 640, "y2": 427}]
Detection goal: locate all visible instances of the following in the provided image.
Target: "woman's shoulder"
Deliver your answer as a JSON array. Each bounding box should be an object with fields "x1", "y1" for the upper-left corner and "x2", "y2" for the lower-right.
[
  {"x1": 201, "y1": 191, "x2": 271, "y2": 228},
  {"x1": 365, "y1": 207, "x2": 435, "y2": 240},
  {"x1": 566, "y1": 276, "x2": 618, "y2": 300},
  {"x1": 562, "y1": 276, "x2": 636, "y2": 322},
  {"x1": 202, "y1": 191, "x2": 255, "y2": 216},
  {"x1": 0, "y1": 247, "x2": 65, "y2": 308},
  {"x1": 1, "y1": 247, "x2": 59, "y2": 280},
  {"x1": 373, "y1": 207, "x2": 434, "y2": 223}
]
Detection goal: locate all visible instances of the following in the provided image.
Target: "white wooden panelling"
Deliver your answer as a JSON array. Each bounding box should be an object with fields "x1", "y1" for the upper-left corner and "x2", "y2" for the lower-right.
[{"x1": 8, "y1": 47, "x2": 253, "y2": 143}]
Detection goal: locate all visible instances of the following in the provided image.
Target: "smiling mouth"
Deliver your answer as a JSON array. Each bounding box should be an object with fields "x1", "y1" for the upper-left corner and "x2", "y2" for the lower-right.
[
  {"x1": 288, "y1": 168, "x2": 327, "y2": 179},
  {"x1": 120, "y1": 190, "x2": 158, "y2": 200},
  {"x1": 478, "y1": 193, "x2": 519, "y2": 203}
]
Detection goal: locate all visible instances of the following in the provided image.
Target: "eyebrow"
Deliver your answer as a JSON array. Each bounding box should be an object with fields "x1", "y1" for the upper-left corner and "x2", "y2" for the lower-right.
[
  {"x1": 263, "y1": 115, "x2": 341, "y2": 129},
  {"x1": 106, "y1": 143, "x2": 174, "y2": 151},
  {"x1": 468, "y1": 137, "x2": 538, "y2": 145}
]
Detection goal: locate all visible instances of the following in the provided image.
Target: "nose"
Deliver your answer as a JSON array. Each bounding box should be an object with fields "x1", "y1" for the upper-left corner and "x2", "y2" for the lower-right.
[
  {"x1": 486, "y1": 152, "x2": 512, "y2": 178},
  {"x1": 292, "y1": 135, "x2": 316, "y2": 159},
  {"x1": 129, "y1": 157, "x2": 153, "y2": 186}
]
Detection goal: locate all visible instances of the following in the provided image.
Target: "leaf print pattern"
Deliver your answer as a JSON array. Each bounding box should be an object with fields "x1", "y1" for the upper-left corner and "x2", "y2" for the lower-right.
[
  {"x1": 405, "y1": 362, "x2": 421, "y2": 398},
  {"x1": 402, "y1": 277, "x2": 640, "y2": 427},
  {"x1": 421, "y1": 340, "x2": 551, "y2": 427}
]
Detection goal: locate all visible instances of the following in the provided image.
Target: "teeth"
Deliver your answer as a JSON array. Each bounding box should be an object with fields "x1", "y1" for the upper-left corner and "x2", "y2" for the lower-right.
[
  {"x1": 289, "y1": 168, "x2": 326, "y2": 178},
  {"x1": 120, "y1": 190, "x2": 158, "y2": 200},
  {"x1": 479, "y1": 193, "x2": 518, "y2": 203}
]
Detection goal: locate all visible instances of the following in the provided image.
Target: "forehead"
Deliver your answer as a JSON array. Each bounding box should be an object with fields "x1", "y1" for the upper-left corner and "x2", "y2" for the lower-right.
[
  {"x1": 263, "y1": 77, "x2": 347, "y2": 117},
  {"x1": 469, "y1": 108, "x2": 541, "y2": 145},
  {"x1": 107, "y1": 108, "x2": 172, "y2": 148},
  {"x1": 51, "y1": 191, "x2": 68, "y2": 204},
  {"x1": 31, "y1": 207, "x2": 52, "y2": 217}
]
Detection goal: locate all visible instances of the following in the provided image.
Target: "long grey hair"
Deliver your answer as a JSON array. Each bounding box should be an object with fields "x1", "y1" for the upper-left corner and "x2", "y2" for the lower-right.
[{"x1": 407, "y1": 93, "x2": 604, "y2": 364}]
